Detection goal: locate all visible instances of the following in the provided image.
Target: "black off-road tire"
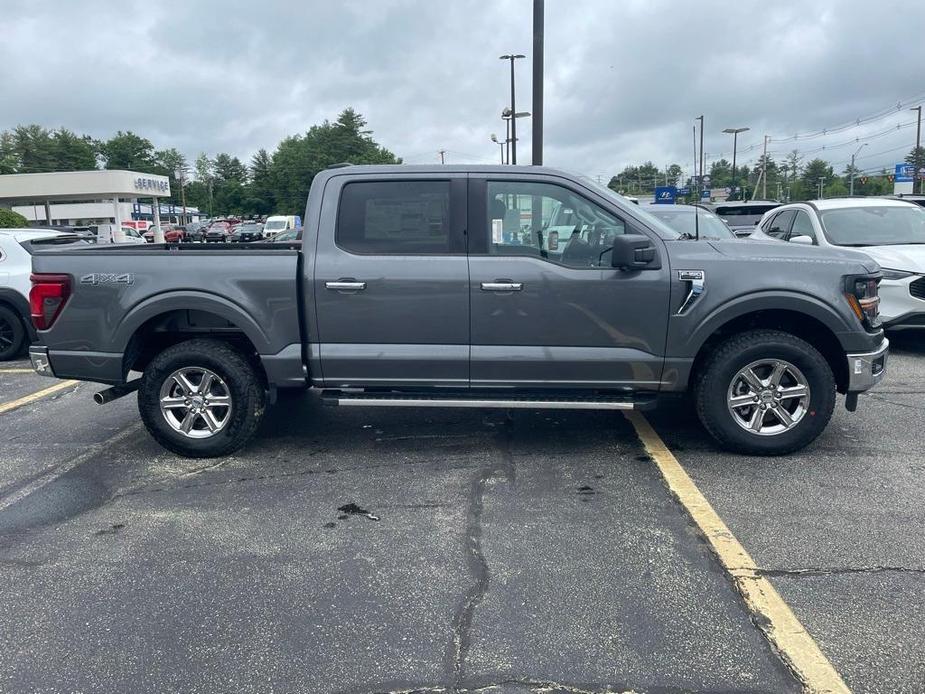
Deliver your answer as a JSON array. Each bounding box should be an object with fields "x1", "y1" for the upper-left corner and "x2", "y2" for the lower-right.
[
  {"x1": 0, "y1": 305, "x2": 26, "y2": 361},
  {"x1": 138, "y1": 339, "x2": 266, "y2": 458},
  {"x1": 694, "y1": 329, "x2": 836, "y2": 455}
]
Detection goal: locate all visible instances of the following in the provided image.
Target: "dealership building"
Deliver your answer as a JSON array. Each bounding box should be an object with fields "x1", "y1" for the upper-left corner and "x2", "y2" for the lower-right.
[{"x1": 0, "y1": 169, "x2": 203, "y2": 242}]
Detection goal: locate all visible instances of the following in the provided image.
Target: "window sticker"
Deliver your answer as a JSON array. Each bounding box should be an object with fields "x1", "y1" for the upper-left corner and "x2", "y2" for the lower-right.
[{"x1": 491, "y1": 218, "x2": 504, "y2": 244}]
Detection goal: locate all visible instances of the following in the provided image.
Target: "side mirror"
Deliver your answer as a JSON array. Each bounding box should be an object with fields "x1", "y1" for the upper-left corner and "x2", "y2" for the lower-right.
[
  {"x1": 611, "y1": 234, "x2": 661, "y2": 270},
  {"x1": 790, "y1": 235, "x2": 813, "y2": 245}
]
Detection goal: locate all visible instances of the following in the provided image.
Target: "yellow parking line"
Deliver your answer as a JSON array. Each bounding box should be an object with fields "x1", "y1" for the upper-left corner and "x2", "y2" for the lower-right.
[
  {"x1": 0, "y1": 380, "x2": 79, "y2": 415},
  {"x1": 0, "y1": 368, "x2": 37, "y2": 374},
  {"x1": 624, "y1": 411, "x2": 849, "y2": 694}
]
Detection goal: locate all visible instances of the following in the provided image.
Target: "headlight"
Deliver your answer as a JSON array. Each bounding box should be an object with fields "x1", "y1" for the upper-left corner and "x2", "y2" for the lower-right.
[
  {"x1": 844, "y1": 274, "x2": 882, "y2": 330},
  {"x1": 880, "y1": 268, "x2": 915, "y2": 281}
]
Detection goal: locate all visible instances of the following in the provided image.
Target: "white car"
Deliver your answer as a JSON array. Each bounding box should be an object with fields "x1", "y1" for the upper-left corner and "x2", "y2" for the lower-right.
[
  {"x1": 0, "y1": 228, "x2": 83, "y2": 360},
  {"x1": 751, "y1": 198, "x2": 925, "y2": 331}
]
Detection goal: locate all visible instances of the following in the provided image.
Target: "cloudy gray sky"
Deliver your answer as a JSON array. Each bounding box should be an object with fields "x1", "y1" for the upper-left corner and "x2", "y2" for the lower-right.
[{"x1": 3, "y1": 0, "x2": 924, "y2": 179}]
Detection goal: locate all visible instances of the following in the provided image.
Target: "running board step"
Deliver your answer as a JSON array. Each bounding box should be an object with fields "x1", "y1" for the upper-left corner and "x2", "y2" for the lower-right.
[{"x1": 321, "y1": 391, "x2": 636, "y2": 410}]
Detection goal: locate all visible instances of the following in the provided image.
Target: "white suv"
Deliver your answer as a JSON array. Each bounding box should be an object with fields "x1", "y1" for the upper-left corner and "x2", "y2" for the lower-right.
[
  {"x1": 0, "y1": 228, "x2": 77, "y2": 360},
  {"x1": 751, "y1": 198, "x2": 925, "y2": 331}
]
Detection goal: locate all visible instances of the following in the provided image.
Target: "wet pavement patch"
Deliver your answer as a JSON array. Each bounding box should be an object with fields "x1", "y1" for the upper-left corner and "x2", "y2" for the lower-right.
[{"x1": 337, "y1": 502, "x2": 380, "y2": 521}]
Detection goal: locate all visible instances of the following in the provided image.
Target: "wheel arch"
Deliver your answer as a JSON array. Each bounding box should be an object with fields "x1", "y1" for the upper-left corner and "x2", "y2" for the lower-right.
[
  {"x1": 0, "y1": 288, "x2": 35, "y2": 342},
  {"x1": 117, "y1": 292, "x2": 270, "y2": 381},
  {"x1": 688, "y1": 305, "x2": 851, "y2": 394}
]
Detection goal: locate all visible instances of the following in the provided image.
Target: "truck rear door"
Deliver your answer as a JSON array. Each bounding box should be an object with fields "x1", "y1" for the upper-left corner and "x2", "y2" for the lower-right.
[{"x1": 311, "y1": 173, "x2": 469, "y2": 388}]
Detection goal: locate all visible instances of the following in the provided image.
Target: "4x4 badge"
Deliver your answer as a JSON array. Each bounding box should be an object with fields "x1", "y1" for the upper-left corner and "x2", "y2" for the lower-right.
[{"x1": 79, "y1": 273, "x2": 135, "y2": 287}]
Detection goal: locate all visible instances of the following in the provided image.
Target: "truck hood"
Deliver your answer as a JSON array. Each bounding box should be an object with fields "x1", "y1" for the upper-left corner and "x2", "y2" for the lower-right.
[
  {"x1": 706, "y1": 238, "x2": 881, "y2": 274},
  {"x1": 852, "y1": 244, "x2": 925, "y2": 273}
]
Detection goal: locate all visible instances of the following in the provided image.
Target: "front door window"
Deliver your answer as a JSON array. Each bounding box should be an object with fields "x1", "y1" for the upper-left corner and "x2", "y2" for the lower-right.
[{"x1": 487, "y1": 181, "x2": 625, "y2": 268}]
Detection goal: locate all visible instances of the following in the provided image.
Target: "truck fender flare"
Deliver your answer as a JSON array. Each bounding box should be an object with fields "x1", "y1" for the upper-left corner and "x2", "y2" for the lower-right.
[
  {"x1": 682, "y1": 290, "x2": 855, "y2": 356},
  {"x1": 114, "y1": 291, "x2": 272, "y2": 354}
]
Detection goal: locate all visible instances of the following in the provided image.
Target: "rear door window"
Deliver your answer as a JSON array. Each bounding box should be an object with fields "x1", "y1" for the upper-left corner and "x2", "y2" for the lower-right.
[{"x1": 337, "y1": 180, "x2": 453, "y2": 254}]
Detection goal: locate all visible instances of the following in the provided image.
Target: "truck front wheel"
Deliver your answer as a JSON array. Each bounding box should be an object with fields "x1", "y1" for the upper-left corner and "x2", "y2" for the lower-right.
[
  {"x1": 695, "y1": 329, "x2": 836, "y2": 455},
  {"x1": 138, "y1": 339, "x2": 266, "y2": 458}
]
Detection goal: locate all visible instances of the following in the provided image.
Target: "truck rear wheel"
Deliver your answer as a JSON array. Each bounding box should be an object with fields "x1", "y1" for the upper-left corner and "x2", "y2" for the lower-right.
[
  {"x1": 695, "y1": 329, "x2": 836, "y2": 455},
  {"x1": 138, "y1": 339, "x2": 266, "y2": 458},
  {"x1": 0, "y1": 306, "x2": 26, "y2": 361}
]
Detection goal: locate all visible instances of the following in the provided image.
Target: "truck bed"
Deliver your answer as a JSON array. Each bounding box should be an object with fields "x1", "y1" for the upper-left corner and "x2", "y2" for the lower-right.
[{"x1": 30, "y1": 243, "x2": 305, "y2": 386}]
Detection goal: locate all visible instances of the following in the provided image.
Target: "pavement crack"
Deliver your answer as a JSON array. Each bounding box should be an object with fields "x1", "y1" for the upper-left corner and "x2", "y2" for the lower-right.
[
  {"x1": 446, "y1": 417, "x2": 516, "y2": 691},
  {"x1": 757, "y1": 565, "x2": 925, "y2": 577}
]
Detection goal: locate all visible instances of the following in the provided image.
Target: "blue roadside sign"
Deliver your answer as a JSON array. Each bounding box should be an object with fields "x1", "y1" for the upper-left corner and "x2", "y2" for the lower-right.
[
  {"x1": 895, "y1": 163, "x2": 914, "y2": 183},
  {"x1": 654, "y1": 186, "x2": 677, "y2": 204},
  {"x1": 701, "y1": 189, "x2": 711, "y2": 200},
  {"x1": 677, "y1": 187, "x2": 690, "y2": 196}
]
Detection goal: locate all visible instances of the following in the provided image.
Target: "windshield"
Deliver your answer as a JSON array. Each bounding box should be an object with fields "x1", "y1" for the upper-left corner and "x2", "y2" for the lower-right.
[
  {"x1": 647, "y1": 208, "x2": 735, "y2": 240},
  {"x1": 574, "y1": 175, "x2": 681, "y2": 239},
  {"x1": 819, "y1": 205, "x2": 925, "y2": 246},
  {"x1": 265, "y1": 220, "x2": 287, "y2": 231},
  {"x1": 713, "y1": 204, "x2": 779, "y2": 227}
]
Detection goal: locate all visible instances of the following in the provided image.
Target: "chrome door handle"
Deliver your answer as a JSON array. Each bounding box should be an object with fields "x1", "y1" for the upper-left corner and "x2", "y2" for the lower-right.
[
  {"x1": 325, "y1": 281, "x2": 366, "y2": 291},
  {"x1": 480, "y1": 281, "x2": 523, "y2": 292}
]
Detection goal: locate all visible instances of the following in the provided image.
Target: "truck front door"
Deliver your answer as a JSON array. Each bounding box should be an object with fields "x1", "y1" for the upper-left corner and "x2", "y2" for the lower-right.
[
  {"x1": 312, "y1": 174, "x2": 469, "y2": 388},
  {"x1": 467, "y1": 175, "x2": 671, "y2": 391}
]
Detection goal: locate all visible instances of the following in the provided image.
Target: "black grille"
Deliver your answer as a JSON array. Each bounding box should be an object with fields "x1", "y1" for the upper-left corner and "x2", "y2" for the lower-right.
[{"x1": 911, "y1": 277, "x2": 925, "y2": 300}]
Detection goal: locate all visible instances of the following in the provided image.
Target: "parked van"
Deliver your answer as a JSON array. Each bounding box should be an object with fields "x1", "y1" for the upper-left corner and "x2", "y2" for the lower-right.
[{"x1": 262, "y1": 215, "x2": 301, "y2": 239}]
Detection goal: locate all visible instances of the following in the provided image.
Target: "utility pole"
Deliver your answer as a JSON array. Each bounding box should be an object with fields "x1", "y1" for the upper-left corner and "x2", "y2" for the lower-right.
[
  {"x1": 818, "y1": 177, "x2": 826, "y2": 199},
  {"x1": 175, "y1": 168, "x2": 188, "y2": 226},
  {"x1": 438, "y1": 150, "x2": 446, "y2": 164},
  {"x1": 912, "y1": 105, "x2": 922, "y2": 194},
  {"x1": 849, "y1": 143, "x2": 868, "y2": 196},
  {"x1": 490, "y1": 134, "x2": 505, "y2": 164},
  {"x1": 500, "y1": 54, "x2": 525, "y2": 164},
  {"x1": 761, "y1": 135, "x2": 769, "y2": 199},
  {"x1": 532, "y1": 0, "x2": 544, "y2": 165},
  {"x1": 696, "y1": 115, "x2": 704, "y2": 196},
  {"x1": 692, "y1": 125, "x2": 697, "y2": 194}
]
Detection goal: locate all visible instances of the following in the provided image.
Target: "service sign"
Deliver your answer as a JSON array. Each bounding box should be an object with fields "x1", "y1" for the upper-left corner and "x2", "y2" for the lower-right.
[{"x1": 133, "y1": 175, "x2": 171, "y2": 195}]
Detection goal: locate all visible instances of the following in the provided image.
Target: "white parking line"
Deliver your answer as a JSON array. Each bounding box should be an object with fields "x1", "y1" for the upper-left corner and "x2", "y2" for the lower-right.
[{"x1": 0, "y1": 423, "x2": 143, "y2": 514}]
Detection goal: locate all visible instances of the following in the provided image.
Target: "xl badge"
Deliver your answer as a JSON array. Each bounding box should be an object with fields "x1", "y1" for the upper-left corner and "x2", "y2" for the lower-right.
[{"x1": 80, "y1": 273, "x2": 135, "y2": 287}]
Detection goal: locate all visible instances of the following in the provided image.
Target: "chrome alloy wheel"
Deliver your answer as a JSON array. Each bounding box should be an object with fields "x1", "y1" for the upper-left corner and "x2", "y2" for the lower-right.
[
  {"x1": 727, "y1": 359, "x2": 810, "y2": 436},
  {"x1": 159, "y1": 367, "x2": 232, "y2": 439}
]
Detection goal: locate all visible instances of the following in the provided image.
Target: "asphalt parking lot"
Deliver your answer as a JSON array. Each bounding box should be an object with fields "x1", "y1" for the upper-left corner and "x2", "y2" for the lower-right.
[{"x1": 0, "y1": 339, "x2": 922, "y2": 694}]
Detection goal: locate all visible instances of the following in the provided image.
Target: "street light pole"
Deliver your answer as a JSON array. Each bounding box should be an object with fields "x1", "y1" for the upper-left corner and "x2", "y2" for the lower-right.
[
  {"x1": 490, "y1": 134, "x2": 505, "y2": 164},
  {"x1": 912, "y1": 105, "x2": 922, "y2": 194},
  {"x1": 849, "y1": 143, "x2": 868, "y2": 196},
  {"x1": 723, "y1": 127, "x2": 749, "y2": 201},
  {"x1": 500, "y1": 54, "x2": 525, "y2": 164},
  {"x1": 818, "y1": 177, "x2": 826, "y2": 199},
  {"x1": 696, "y1": 115, "x2": 704, "y2": 195},
  {"x1": 532, "y1": 0, "x2": 544, "y2": 165}
]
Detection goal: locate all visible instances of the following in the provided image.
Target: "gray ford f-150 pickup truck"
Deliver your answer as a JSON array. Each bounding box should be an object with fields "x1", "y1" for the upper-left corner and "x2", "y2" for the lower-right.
[{"x1": 27, "y1": 165, "x2": 888, "y2": 457}]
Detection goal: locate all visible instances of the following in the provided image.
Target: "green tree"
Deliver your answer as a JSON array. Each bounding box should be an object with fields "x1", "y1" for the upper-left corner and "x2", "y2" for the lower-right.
[
  {"x1": 0, "y1": 131, "x2": 17, "y2": 174},
  {"x1": 799, "y1": 159, "x2": 835, "y2": 199},
  {"x1": 0, "y1": 208, "x2": 29, "y2": 227},
  {"x1": 152, "y1": 148, "x2": 188, "y2": 205},
  {"x1": 194, "y1": 153, "x2": 213, "y2": 182},
  {"x1": 248, "y1": 148, "x2": 274, "y2": 215},
  {"x1": 268, "y1": 108, "x2": 399, "y2": 213},
  {"x1": 51, "y1": 129, "x2": 97, "y2": 170},
  {"x1": 100, "y1": 131, "x2": 155, "y2": 170},
  {"x1": 905, "y1": 146, "x2": 925, "y2": 193},
  {"x1": 11, "y1": 125, "x2": 57, "y2": 172},
  {"x1": 213, "y1": 153, "x2": 248, "y2": 183}
]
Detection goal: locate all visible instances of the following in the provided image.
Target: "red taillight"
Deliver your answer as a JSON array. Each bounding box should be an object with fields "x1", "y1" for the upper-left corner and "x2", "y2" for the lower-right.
[{"x1": 30, "y1": 273, "x2": 71, "y2": 330}]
